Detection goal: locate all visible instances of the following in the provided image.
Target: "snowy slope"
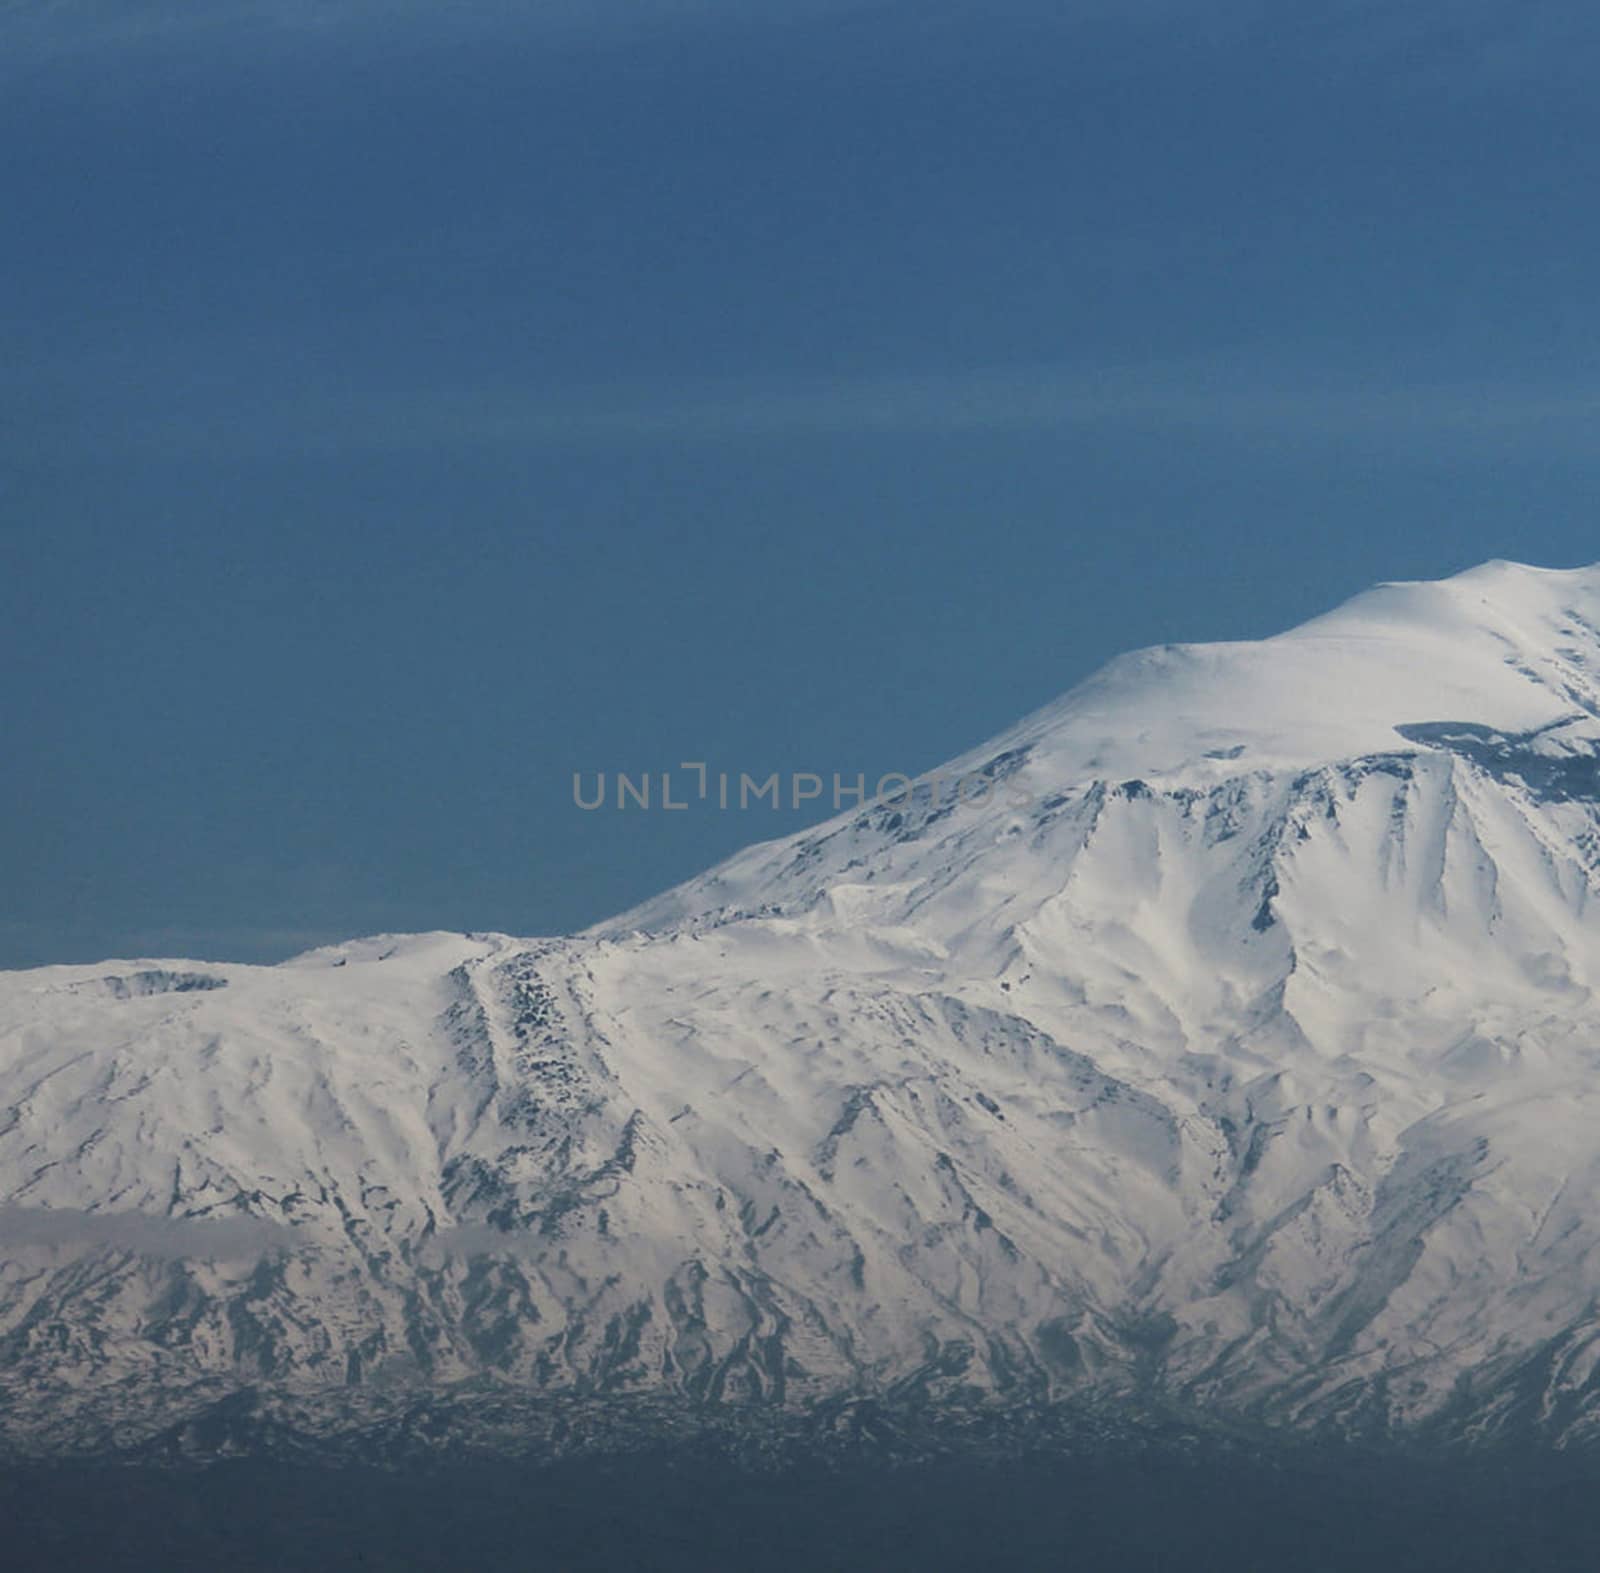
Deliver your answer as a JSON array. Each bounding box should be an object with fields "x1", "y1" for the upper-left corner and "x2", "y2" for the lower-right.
[{"x1": 5, "y1": 559, "x2": 1600, "y2": 1457}]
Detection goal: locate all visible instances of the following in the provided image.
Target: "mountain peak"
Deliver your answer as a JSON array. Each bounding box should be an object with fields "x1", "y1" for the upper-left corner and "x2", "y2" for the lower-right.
[
  {"x1": 1310, "y1": 556, "x2": 1600, "y2": 637},
  {"x1": 610, "y1": 558, "x2": 1600, "y2": 934},
  {"x1": 1444, "y1": 555, "x2": 1600, "y2": 587},
  {"x1": 998, "y1": 556, "x2": 1600, "y2": 785}
]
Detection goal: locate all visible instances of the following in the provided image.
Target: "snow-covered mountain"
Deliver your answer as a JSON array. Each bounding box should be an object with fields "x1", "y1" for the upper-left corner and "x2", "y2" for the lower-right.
[{"x1": 7, "y1": 558, "x2": 1600, "y2": 1459}]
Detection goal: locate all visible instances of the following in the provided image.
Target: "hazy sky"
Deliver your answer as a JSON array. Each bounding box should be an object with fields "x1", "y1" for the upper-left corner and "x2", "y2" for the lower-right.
[{"x1": 4, "y1": 1, "x2": 1599, "y2": 966}]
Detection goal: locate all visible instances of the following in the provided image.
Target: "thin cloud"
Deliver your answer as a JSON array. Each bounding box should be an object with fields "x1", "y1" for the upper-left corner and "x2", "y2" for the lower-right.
[
  {"x1": 0, "y1": 1205, "x2": 293, "y2": 1261},
  {"x1": 1298, "y1": 0, "x2": 1600, "y2": 94},
  {"x1": 0, "y1": 921, "x2": 355, "y2": 969},
  {"x1": 4, "y1": 0, "x2": 1589, "y2": 92},
  {"x1": 0, "y1": 0, "x2": 917, "y2": 64},
  {"x1": 38, "y1": 361, "x2": 1600, "y2": 463},
  {"x1": 4, "y1": 0, "x2": 1586, "y2": 58}
]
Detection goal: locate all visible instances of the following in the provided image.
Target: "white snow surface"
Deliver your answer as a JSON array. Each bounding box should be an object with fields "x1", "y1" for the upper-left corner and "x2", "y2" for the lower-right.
[{"x1": 6, "y1": 558, "x2": 1600, "y2": 1454}]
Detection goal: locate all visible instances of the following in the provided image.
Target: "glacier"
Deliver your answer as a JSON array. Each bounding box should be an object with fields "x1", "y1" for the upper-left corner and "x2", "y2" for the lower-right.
[{"x1": 6, "y1": 558, "x2": 1600, "y2": 1460}]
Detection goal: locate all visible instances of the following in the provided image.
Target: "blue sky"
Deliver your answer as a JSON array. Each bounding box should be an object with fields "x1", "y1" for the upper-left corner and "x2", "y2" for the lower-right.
[{"x1": 4, "y1": 1, "x2": 1599, "y2": 965}]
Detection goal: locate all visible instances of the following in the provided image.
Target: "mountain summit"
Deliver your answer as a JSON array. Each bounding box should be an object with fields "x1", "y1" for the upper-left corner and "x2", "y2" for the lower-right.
[{"x1": 5, "y1": 560, "x2": 1600, "y2": 1457}]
